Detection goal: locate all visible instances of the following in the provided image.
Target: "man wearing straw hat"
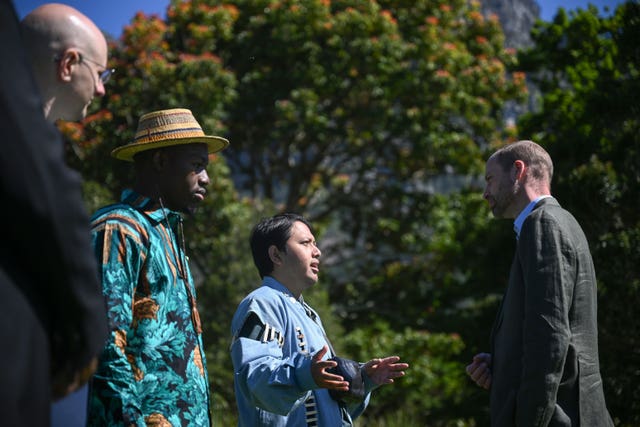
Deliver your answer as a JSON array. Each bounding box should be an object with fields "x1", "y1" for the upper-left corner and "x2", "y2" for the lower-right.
[{"x1": 86, "y1": 108, "x2": 228, "y2": 426}]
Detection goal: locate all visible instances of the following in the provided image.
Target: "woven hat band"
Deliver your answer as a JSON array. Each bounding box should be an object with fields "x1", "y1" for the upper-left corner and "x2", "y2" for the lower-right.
[
  {"x1": 134, "y1": 109, "x2": 205, "y2": 143},
  {"x1": 134, "y1": 126, "x2": 206, "y2": 144}
]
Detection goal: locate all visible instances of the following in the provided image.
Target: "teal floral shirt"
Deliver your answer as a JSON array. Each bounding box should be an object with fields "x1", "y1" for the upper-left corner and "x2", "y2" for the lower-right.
[{"x1": 87, "y1": 190, "x2": 210, "y2": 426}]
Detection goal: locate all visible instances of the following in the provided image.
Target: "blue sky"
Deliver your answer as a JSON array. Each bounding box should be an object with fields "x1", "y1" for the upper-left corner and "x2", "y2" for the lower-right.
[
  {"x1": 14, "y1": 0, "x2": 170, "y2": 37},
  {"x1": 14, "y1": 0, "x2": 623, "y2": 37}
]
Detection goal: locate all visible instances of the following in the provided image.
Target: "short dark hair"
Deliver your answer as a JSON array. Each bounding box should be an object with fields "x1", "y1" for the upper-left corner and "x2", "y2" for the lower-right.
[
  {"x1": 491, "y1": 140, "x2": 554, "y2": 183},
  {"x1": 250, "y1": 213, "x2": 314, "y2": 279}
]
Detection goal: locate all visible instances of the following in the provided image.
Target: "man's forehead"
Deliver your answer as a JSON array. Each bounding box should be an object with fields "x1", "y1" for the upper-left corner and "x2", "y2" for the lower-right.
[
  {"x1": 486, "y1": 155, "x2": 511, "y2": 172},
  {"x1": 290, "y1": 221, "x2": 313, "y2": 238},
  {"x1": 172, "y1": 143, "x2": 208, "y2": 156},
  {"x1": 485, "y1": 157, "x2": 499, "y2": 172}
]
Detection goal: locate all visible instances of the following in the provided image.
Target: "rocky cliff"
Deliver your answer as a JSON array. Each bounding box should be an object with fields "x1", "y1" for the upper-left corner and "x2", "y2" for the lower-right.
[{"x1": 482, "y1": 0, "x2": 541, "y2": 48}]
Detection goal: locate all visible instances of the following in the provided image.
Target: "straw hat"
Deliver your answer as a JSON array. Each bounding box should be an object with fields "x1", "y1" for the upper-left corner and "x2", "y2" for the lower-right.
[{"x1": 111, "y1": 108, "x2": 229, "y2": 161}]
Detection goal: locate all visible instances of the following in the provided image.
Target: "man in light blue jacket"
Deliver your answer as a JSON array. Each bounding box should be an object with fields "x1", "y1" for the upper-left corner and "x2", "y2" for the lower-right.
[{"x1": 231, "y1": 213, "x2": 408, "y2": 426}]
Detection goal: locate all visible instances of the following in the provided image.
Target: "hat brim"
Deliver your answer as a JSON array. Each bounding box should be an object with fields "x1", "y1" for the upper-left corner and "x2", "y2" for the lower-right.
[{"x1": 111, "y1": 136, "x2": 229, "y2": 161}]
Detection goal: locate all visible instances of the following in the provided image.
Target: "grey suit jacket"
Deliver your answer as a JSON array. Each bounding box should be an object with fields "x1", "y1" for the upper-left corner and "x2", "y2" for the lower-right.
[{"x1": 489, "y1": 197, "x2": 613, "y2": 427}]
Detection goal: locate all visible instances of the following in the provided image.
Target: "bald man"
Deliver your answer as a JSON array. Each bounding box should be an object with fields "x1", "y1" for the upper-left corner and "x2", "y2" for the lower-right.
[
  {"x1": 21, "y1": 5, "x2": 115, "y2": 426},
  {"x1": 21, "y1": 2, "x2": 112, "y2": 122},
  {"x1": 0, "y1": 1, "x2": 108, "y2": 426}
]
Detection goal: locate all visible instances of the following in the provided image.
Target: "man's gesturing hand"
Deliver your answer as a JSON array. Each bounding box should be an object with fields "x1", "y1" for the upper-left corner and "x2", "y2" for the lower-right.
[
  {"x1": 311, "y1": 345, "x2": 349, "y2": 391},
  {"x1": 363, "y1": 356, "x2": 409, "y2": 385}
]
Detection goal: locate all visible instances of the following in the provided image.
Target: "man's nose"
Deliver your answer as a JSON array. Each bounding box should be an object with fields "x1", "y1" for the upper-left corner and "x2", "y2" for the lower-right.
[
  {"x1": 199, "y1": 169, "x2": 210, "y2": 186},
  {"x1": 95, "y1": 79, "x2": 106, "y2": 97}
]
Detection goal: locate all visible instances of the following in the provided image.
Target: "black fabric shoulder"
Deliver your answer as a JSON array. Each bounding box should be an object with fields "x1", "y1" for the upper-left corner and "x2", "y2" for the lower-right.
[{"x1": 238, "y1": 312, "x2": 266, "y2": 341}]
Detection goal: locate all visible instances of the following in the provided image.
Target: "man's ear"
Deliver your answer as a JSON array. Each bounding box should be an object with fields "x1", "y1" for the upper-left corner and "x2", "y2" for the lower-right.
[
  {"x1": 513, "y1": 160, "x2": 526, "y2": 180},
  {"x1": 151, "y1": 150, "x2": 167, "y2": 172},
  {"x1": 57, "y1": 49, "x2": 79, "y2": 83},
  {"x1": 268, "y1": 245, "x2": 282, "y2": 266}
]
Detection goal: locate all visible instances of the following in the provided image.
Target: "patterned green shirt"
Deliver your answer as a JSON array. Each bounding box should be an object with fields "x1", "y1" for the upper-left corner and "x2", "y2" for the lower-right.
[{"x1": 87, "y1": 189, "x2": 210, "y2": 426}]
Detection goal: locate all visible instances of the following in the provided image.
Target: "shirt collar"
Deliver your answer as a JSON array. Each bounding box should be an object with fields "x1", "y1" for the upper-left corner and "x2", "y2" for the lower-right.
[
  {"x1": 121, "y1": 188, "x2": 181, "y2": 224},
  {"x1": 263, "y1": 276, "x2": 304, "y2": 303},
  {"x1": 513, "y1": 195, "x2": 552, "y2": 239},
  {"x1": 262, "y1": 277, "x2": 319, "y2": 325}
]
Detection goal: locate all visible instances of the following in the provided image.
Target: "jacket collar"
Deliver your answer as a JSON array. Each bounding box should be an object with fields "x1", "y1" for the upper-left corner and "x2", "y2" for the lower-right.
[{"x1": 513, "y1": 195, "x2": 555, "y2": 238}]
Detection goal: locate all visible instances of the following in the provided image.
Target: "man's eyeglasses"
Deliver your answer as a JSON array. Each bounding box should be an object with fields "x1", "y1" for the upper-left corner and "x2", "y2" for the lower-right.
[
  {"x1": 79, "y1": 53, "x2": 115, "y2": 84},
  {"x1": 54, "y1": 52, "x2": 115, "y2": 84}
]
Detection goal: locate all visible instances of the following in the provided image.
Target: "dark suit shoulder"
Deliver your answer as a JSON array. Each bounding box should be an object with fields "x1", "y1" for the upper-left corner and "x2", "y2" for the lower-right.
[{"x1": 522, "y1": 198, "x2": 590, "y2": 252}]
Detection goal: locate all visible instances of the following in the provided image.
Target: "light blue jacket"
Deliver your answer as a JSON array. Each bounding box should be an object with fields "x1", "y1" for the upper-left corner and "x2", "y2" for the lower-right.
[{"x1": 230, "y1": 277, "x2": 373, "y2": 426}]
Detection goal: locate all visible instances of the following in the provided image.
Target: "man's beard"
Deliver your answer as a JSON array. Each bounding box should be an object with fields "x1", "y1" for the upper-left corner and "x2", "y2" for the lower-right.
[{"x1": 493, "y1": 179, "x2": 520, "y2": 218}]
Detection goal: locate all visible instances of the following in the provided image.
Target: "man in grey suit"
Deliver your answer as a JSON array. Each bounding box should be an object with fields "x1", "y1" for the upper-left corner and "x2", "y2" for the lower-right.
[{"x1": 466, "y1": 140, "x2": 614, "y2": 426}]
